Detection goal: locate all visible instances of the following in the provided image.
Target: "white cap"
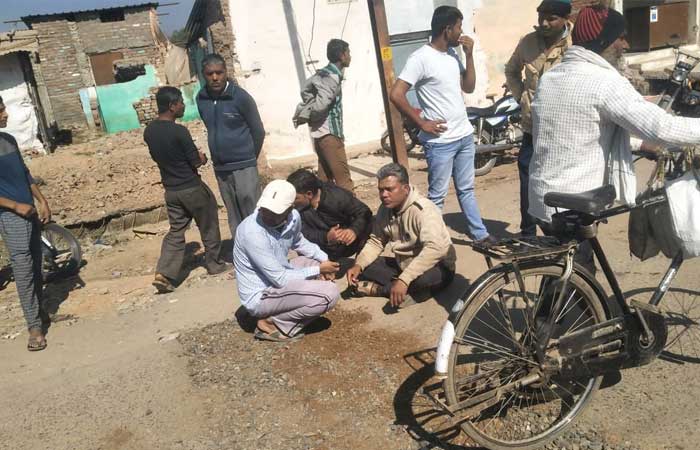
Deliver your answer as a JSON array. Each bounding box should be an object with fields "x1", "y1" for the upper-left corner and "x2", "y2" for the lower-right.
[{"x1": 257, "y1": 180, "x2": 297, "y2": 215}]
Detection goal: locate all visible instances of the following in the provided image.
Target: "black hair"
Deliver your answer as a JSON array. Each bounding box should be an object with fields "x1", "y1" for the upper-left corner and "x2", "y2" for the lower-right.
[
  {"x1": 431, "y1": 6, "x2": 464, "y2": 39},
  {"x1": 377, "y1": 163, "x2": 409, "y2": 185},
  {"x1": 155, "y1": 86, "x2": 183, "y2": 114},
  {"x1": 0, "y1": 95, "x2": 4, "y2": 104},
  {"x1": 201, "y1": 53, "x2": 226, "y2": 70},
  {"x1": 287, "y1": 169, "x2": 322, "y2": 195},
  {"x1": 327, "y1": 39, "x2": 350, "y2": 63}
]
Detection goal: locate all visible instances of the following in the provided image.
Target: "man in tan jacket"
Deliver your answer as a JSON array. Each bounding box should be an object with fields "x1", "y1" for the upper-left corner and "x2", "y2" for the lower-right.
[
  {"x1": 346, "y1": 163, "x2": 456, "y2": 308},
  {"x1": 505, "y1": 0, "x2": 571, "y2": 236}
]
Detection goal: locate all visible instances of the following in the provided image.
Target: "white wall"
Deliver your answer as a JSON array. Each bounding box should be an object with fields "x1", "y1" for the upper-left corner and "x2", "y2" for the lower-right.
[
  {"x1": 0, "y1": 53, "x2": 43, "y2": 152},
  {"x1": 228, "y1": 0, "x2": 540, "y2": 162},
  {"x1": 230, "y1": 0, "x2": 385, "y2": 162}
]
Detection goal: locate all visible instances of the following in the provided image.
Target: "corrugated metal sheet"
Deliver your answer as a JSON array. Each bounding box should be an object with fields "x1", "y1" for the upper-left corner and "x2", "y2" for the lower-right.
[
  {"x1": 22, "y1": 2, "x2": 159, "y2": 22},
  {"x1": 0, "y1": 30, "x2": 39, "y2": 57}
]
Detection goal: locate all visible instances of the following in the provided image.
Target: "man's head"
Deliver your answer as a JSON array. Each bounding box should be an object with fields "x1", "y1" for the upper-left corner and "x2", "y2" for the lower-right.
[
  {"x1": 573, "y1": 7, "x2": 628, "y2": 67},
  {"x1": 431, "y1": 6, "x2": 464, "y2": 47},
  {"x1": 202, "y1": 53, "x2": 228, "y2": 96},
  {"x1": 257, "y1": 180, "x2": 297, "y2": 229},
  {"x1": 155, "y1": 86, "x2": 185, "y2": 118},
  {"x1": 536, "y1": 1, "x2": 571, "y2": 38},
  {"x1": 376, "y1": 163, "x2": 410, "y2": 210},
  {"x1": 327, "y1": 39, "x2": 351, "y2": 69},
  {"x1": 0, "y1": 96, "x2": 7, "y2": 129},
  {"x1": 287, "y1": 169, "x2": 322, "y2": 210}
]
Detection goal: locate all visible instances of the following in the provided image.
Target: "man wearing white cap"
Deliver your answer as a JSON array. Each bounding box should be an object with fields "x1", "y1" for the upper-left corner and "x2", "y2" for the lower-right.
[{"x1": 233, "y1": 179, "x2": 340, "y2": 341}]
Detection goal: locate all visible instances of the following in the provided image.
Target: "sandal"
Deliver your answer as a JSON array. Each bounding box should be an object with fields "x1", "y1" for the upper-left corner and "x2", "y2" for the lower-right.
[
  {"x1": 152, "y1": 273, "x2": 175, "y2": 294},
  {"x1": 27, "y1": 333, "x2": 47, "y2": 352},
  {"x1": 349, "y1": 281, "x2": 382, "y2": 297},
  {"x1": 253, "y1": 327, "x2": 304, "y2": 342}
]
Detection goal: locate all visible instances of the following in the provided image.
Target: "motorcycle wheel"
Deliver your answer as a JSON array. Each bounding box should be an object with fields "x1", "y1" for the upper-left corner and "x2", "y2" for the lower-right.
[
  {"x1": 380, "y1": 129, "x2": 417, "y2": 154},
  {"x1": 42, "y1": 223, "x2": 82, "y2": 282},
  {"x1": 475, "y1": 130, "x2": 498, "y2": 177}
]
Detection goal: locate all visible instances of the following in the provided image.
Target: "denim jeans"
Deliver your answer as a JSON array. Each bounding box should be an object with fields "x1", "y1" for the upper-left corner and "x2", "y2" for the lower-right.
[
  {"x1": 518, "y1": 133, "x2": 538, "y2": 236},
  {"x1": 423, "y1": 135, "x2": 489, "y2": 240}
]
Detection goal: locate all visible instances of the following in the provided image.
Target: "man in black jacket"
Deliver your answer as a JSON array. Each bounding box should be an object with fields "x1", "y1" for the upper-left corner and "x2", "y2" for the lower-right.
[
  {"x1": 287, "y1": 169, "x2": 372, "y2": 260},
  {"x1": 196, "y1": 54, "x2": 266, "y2": 240}
]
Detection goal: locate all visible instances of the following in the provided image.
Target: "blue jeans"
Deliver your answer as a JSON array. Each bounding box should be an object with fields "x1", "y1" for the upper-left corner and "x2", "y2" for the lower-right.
[
  {"x1": 518, "y1": 133, "x2": 537, "y2": 236},
  {"x1": 423, "y1": 135, "x2": 489, "y2": 240}
]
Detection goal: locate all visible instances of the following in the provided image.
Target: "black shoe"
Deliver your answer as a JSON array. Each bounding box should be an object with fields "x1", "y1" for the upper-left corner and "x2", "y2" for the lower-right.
[
  {"x1": 474, "y1": 235, "x2": 499, "y2": 248},
  {"x1": 207, "y1": 262, "x2": 232, "y2": 276}
]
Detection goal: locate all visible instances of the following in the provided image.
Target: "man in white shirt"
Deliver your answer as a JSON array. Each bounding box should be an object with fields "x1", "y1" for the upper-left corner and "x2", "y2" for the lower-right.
[{"x1": 390, "y1": 6, "x2": 493, "y2": 244}]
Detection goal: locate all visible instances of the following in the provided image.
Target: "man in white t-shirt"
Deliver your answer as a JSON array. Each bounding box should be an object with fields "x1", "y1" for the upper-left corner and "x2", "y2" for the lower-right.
[{"x1": 390, "y1": 5, "x2": 492, "y2": 244}]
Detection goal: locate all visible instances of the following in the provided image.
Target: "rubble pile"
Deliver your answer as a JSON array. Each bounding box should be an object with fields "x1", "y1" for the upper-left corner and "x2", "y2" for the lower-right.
[{"x1": 27, "y1": 121, "x2": 213, "y2": 226}]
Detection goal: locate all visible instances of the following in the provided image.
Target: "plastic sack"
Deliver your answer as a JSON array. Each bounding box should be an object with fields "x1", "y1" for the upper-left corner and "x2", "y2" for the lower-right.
[
  {"x1": 666, "y1": 170, "x2": 700, "y2": 258},
  {"x1": 629, "y1": 190, "x2": 682, "y2": 260}
]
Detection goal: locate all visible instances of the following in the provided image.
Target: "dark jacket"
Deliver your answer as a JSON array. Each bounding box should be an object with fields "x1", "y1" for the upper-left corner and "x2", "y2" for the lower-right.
[
  {"x1": 299, "y1": 183, "x2": 372, "y2": 258},
  {"x1": 196, "y1": 82, "x2": 265, "y2": 173}
]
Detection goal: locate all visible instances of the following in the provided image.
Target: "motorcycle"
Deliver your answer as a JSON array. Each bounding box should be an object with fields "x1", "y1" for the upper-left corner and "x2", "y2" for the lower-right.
[
  {"x1": 656, "y1": 45, "x2": 700, "y2": 114},
  {"x1": 380, "y1": 88, "x2": 522, "y2": 177}
]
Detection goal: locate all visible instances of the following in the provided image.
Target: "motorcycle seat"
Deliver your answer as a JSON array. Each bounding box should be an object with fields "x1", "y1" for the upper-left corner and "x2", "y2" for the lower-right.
[
  {"x1": 467, "y1": 104, "x2": 499, "y2": 118},
  {"x1": 544, "y1": 185, "x2": 617, "y2": 215}
]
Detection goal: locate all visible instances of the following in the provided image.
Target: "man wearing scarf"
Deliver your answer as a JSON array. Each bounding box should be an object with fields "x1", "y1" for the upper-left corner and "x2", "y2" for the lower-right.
[
  {"x1": 505, "y1": 0, "x2": 572, "y2": 237},
  {"x1": 529, "y1": 5, "x2": 700, "y2": 271}
]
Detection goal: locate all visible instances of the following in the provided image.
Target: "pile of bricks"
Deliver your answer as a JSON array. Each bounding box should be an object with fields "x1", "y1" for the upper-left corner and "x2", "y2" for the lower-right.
[{"x1": 132, "y1": 87, "x2": 159, "y2": 125}]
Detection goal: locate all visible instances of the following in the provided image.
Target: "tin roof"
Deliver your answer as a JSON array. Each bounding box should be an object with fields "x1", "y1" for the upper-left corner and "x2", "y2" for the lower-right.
[
  {"x1": 22, "y1": 2, "x2": 158, "y2": 23},
  {"x1": 0, "y1": 30, "x2": 39, "y2": 57}
]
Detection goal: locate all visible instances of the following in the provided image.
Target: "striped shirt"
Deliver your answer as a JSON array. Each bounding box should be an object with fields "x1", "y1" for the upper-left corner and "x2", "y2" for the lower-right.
[
  {"x1": 233, "y1": 208, "x2": 328, "y2": 314},
  {"x1": 529, "y1": 46, "x2": 700, "y2": 222}
]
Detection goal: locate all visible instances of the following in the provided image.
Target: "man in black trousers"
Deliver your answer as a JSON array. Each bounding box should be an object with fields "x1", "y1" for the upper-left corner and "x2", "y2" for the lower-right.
[{"x1": 144, "y1": 86, "x2": 228, "y2": 293}]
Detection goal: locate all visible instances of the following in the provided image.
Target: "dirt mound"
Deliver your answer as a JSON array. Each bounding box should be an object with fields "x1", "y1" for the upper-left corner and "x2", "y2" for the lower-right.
[{"x1": 26, "y1": 121, "x2": 216, "y2": 226}]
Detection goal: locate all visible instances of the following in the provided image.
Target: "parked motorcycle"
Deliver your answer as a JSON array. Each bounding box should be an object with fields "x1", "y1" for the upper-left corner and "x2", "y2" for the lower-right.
[
  {"x1": 662, "y1": 48, "x2": 700, "y2": 116},
  {"x1": 380, "y1": 88, "x2": 522, "y2": 177}
]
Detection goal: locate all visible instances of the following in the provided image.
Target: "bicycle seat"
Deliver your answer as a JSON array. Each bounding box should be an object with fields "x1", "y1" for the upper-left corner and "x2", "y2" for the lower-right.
[{"x1": 544, "y1": 185, "x2": 617, "y2": 215}]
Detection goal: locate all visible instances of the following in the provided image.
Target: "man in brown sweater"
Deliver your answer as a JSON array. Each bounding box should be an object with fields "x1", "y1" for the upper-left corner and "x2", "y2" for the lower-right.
[{"x1": 346, "y1": 163, "x2": 456, "y2": 308}]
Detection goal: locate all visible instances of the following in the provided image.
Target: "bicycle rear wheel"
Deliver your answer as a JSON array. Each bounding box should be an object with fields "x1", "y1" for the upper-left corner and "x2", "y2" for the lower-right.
[
  {"x1": 42, "y1": 223, "x2": 82, "y2": 281},
  {"x1": 443, "y1": 263, "x2": 607, "y2": 450}
]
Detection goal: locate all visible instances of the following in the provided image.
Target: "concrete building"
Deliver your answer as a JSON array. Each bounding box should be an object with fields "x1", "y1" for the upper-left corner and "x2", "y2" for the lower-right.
[{"x1": 21, "y1": 2, "x2": 166, "y2": 140}]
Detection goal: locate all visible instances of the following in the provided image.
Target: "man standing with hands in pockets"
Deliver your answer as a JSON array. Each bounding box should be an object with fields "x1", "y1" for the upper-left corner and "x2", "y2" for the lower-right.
[{"x1": 390, "y1": 6, "x2": 493, "y2": 245}]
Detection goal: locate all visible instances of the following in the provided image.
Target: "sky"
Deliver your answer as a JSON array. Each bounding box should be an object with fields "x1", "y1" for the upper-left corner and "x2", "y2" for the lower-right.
[{"x1": 0, "y1": 0, "x2": 196, "y2": 36}]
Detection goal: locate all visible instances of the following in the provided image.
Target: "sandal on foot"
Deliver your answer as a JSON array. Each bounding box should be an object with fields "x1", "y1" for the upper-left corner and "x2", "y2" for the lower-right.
[
  {"x1": 254, "y1": 327, "x2": 304, "y2": 342},
  {"x1": 349, "y1": 281, "x2": 381, "y2": 297},
  {"x1": 152, "y1": 274, "x2": 175, "y2": 294},
  {"x1": 27, "y1": 334, "x2": 47, "y2": 352}
]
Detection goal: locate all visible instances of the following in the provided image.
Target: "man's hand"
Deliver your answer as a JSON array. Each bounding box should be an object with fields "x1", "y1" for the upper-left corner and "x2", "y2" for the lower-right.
[
  {"x1": 419, "y1": 119, "x2": 447, "y2": 135},
  {"x1": 346, "y1": 264, "x2": 362, "y2": 286},
  {"x1": 199, "y1": 151, "x2": 208, "y2": 166},
  {"x1": 459, "y1": 35, "x2": 475, "y2": 58},
  {"x1": 335, "y1": 228, "x2": 357, "y2": 246},
  {"x1": 319, "y1": 260, "x2": 340, "y2": 278},
  {"x1": 389, "y1": 279, "x2": 409, "y2": 308},
  {"x1": 37, "y1": 200, "x2": 51, "y2": 224},
  {"x1": 13, "y1": 202, "x2": 36, "y2": 219},
  {"x1": 327, "y1": 225, "x2": 341, "y2": 243}
]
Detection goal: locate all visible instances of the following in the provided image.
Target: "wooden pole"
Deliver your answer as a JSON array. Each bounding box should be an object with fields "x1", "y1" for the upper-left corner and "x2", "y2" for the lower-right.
[{"x1": 367, "y1": 0, "x2": 409, "y2": 168}]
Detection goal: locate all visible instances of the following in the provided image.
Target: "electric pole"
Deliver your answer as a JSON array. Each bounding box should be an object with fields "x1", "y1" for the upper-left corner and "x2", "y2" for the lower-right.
[{"x1": 367, "y1": 0, "x2": 409, "y2": 168}]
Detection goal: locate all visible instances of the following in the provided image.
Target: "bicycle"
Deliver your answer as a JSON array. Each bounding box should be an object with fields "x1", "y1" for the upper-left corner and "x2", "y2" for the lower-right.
[
  {"x1": 0, "y1": 222, "x2": 82, "y2": 285},
  {"x1": 422, "y1": 148, "x2": 698, "y2": 450}
]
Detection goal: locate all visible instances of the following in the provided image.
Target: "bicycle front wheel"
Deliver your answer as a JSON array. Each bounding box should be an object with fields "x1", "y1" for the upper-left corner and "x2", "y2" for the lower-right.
[
  {"x1": 42, "y1": 223, "x2": 82, "y2": 281},
  {"x1": 444, "y1": 263, "x2": 607, "y2": 450}
]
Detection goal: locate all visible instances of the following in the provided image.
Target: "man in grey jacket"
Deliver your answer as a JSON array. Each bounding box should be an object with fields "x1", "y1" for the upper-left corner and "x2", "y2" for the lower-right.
[{"x1": 293, "y1": 39, "x2": 353, "y2": 192}]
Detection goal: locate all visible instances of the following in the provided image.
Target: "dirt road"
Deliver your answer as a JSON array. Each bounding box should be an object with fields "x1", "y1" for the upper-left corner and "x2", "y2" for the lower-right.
[{"x1": 1, "y1": 158, "x2": 698, "y2": 450}]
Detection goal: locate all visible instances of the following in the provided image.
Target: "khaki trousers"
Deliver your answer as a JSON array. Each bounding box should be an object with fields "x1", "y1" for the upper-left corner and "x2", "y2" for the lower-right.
[{"x1": 314, "y1": 134, "x2": 354, "y2": 192}]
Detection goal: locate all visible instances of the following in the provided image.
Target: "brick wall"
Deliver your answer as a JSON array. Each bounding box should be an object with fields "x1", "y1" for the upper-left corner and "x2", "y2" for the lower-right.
[{"x1": 28, "y1": 6, "x2": 161, "y2": 132}]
